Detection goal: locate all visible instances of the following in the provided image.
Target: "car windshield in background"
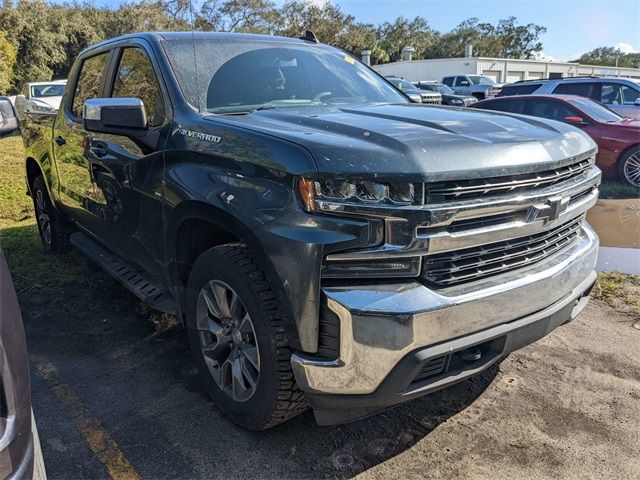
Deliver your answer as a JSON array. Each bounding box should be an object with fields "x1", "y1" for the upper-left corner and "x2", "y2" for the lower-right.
[
  {"x1": 30, "y1": 84, "x2": 65, "y2": 97},
  {"x1": 162, "y1": 39, "x2": 407, "y2": 113},
  {"x1": 468, "y1": 75, "x2": 495, "y2": 85},
  {"x1": 435, "y1": 84, "x2": 455, "y2": 94},
  {"x1": 569, "y1": 97, "x2": 625, "y2": 123}
]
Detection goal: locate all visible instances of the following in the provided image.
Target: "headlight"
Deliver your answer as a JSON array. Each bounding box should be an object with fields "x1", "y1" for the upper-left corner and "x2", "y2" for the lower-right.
[
  {"x1": 298, "y1": 178, "x2": 420, "y2": 212},
  {"x1": 450, "y1": 99, "x2": 464, "y2": 105},
  {"x1": 31, "y1": 104, "x2": 55, "y2": 113}
]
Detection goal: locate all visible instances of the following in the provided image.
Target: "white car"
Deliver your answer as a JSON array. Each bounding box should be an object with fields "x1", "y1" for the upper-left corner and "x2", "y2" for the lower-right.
[{"x1": 14, "y1": 80, "x2": 67, "y2": 118}]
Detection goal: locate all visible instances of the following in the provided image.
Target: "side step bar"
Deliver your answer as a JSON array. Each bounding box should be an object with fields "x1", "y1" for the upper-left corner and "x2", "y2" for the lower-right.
[{"x1": 70, "y1": 232, "x2": 178, "y2": 314}]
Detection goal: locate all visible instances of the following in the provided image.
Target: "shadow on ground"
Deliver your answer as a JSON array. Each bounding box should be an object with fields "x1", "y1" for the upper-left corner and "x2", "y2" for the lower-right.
[{"x1": 3, "y1": 224, "x2": 498, "y2": 479}]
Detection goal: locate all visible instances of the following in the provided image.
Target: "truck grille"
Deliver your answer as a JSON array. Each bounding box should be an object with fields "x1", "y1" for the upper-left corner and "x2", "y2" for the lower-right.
[
  {"x1": 425, "y1": 157, "x2": 592, "y2": 203},
  {"x1": 422, "y1": 216, "x2": 584, "y2": 287}
]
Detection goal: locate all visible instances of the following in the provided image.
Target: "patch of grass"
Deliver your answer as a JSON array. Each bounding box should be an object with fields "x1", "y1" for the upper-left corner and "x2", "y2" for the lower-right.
[
  {"x1": 593, "y1": 272, "x2": 640, "y2": 323},
  {"x1": 599, "y1": 181, "x2": 640, "y2": 200}
]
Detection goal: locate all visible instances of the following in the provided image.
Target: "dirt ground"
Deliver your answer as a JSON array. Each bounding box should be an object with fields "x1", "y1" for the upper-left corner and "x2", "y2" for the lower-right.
[{"x1": 14, "y1": 259, "x2": 639, "y2": 480}]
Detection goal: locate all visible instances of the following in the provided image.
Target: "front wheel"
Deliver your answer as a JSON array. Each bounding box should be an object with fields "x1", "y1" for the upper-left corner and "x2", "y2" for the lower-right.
[
  {"x1": 618, "y1": 146, "x2": 640, "y2": 188},
  {"x1": 185, "y1": 244, "x2": 307, "y2": 430}
]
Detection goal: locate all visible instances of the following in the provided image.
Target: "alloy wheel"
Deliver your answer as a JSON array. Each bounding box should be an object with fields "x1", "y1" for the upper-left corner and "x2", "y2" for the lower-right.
[
  {"x1": 623, "y1": 151, "x2": 640, "y2": 187},
  {"x1": 35, "y1": 189, "x2": 52, "y2": 245},
  {"x1": 196, "y1": 280, "x2": 260, "y2": 402}
]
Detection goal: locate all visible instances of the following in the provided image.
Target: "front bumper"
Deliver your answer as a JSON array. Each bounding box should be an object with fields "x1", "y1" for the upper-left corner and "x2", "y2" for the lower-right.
[{"x1": 291, "y1": 224, "x2": 598, "y2": 424}]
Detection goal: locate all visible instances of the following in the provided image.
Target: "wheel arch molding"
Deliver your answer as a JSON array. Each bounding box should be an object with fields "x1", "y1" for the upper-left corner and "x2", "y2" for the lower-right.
[{"x1": 166, "y1": 201, "x2": 302, "y2": 350}]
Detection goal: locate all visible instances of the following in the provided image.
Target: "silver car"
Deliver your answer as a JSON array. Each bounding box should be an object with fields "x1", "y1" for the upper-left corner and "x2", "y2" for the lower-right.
[{"x1": 499, "y1": 77, "x2": 640, "y2": 119}]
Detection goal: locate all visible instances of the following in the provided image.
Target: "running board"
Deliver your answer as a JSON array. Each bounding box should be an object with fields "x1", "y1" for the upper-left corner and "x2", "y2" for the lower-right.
[{"x1": 70, "y1": 232, "x2": 178, "y2": 314}]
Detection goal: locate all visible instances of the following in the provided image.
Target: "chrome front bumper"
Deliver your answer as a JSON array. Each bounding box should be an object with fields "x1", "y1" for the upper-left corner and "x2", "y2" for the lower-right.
[{"x1": 291, "y1": 223, "x2": 599, "y2": 395}]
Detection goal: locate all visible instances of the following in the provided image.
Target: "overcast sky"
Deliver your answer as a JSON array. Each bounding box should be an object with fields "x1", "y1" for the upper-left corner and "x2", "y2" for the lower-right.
[{"x1": 51, "y1": 0, "x2": 640, "y2": 61}]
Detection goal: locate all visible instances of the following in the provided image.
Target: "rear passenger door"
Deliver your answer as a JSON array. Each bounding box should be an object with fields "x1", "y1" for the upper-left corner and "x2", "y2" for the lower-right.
[
  {"x1": 87, "y1": 42, "x2": 168, "y2": 276},
  {"x1": 54, "y1": 50, "x2": 111, "y2": 228}
]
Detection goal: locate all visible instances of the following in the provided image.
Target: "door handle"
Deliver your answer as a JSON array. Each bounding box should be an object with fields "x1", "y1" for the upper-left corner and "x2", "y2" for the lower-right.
[{"x1": 54, "y1": 135, "x2": 66, "y2": 146}]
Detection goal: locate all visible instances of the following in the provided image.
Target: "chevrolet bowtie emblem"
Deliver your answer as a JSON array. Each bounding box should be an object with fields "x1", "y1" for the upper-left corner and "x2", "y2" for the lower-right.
[{"x1": 526, "y1": 195, "x2": 570, "y2": 224}]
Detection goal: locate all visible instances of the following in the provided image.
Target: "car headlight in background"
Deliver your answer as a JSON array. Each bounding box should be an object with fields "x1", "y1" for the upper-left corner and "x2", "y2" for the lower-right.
[
  {"x1": 450, "y1": 99, "x2": 464, "y2": 105},
  {"x1": 30, "y1": 104, "x2": 55, "y2": 113},
  {"x1": 298, "y1": 178, "x2": 421, "y2": 212}
]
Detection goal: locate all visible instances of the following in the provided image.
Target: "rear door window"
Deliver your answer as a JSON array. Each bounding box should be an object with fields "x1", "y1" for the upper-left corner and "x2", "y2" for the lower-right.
[
  {"x1": 71, "y1": 52, "x2": 110, "y2": 118},
  {"x1": 526, "y1": 99, "x2": 580, "y2": 122},
  {"x1": 499, "y1": 83, "x2": 541, "y2": 96},
  {"x1": 552, "y1": 82, "x2": 599, "y2": 100},
  {"x1": 454, "y1": 76, "x2": 469, "y2": 86},
  {"x1": 442, "y1": 77, "x2": 453, "y2": 87},
  {"x1": 111, "y1": 47, "x2": 165, "y2": 127}
]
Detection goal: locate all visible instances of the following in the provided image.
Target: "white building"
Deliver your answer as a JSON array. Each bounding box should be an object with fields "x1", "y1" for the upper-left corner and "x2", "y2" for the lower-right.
[{"x1": 371, "y1": 54, "x2": 640, "y2": 84}]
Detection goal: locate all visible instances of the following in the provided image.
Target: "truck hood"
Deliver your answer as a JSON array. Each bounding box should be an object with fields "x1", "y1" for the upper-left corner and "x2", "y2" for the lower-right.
[{"x1": 209, "y1": 103, "x2": 596, "y2": 181}]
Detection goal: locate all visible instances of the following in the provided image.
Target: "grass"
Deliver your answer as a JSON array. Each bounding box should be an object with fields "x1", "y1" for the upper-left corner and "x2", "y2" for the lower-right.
[
  {"x1": 592, "y1": 272, "x2": 640, "y2": 324},
  {"x1": 599, "y1": 181, "x2": 640, "y2": 200}
]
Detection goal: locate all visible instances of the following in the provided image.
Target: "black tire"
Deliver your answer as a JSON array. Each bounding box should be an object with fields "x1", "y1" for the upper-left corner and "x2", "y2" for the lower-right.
[
  {"x1": 185, "y1": 244, "x2": 307, "y2": 430},
  {"x1": 617, "y1": 146, "x2": 640, "y2": 188},
  {"x1": 32, "y1": 176, "x2": 70, "y2": 254}
]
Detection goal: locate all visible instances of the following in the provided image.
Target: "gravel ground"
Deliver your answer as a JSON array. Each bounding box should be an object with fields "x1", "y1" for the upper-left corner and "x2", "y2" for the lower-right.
[{"x1": 18, "y1": 265, "x2": 639, "y2": 480}]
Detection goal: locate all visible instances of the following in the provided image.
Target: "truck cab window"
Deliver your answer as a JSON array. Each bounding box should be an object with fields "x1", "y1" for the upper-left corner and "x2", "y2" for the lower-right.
[
  {"x1": 112, "y1": 48, "x2": 165, "y2": 127},
  {"x1": 72, "y1": 53, "x2": 109, "y2": 118}
]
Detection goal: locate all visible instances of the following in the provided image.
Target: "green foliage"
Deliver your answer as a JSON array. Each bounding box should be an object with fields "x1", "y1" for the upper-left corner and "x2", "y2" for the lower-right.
[
  {"x1": 0, "y1": 0, "x2": 550, "y2": 92},
  {"x1": 572, "y1": 46, "x2": 640, "y2": 68},
  {"x1": 0, "y1": 29, "x2": 16, "y2": 94}
]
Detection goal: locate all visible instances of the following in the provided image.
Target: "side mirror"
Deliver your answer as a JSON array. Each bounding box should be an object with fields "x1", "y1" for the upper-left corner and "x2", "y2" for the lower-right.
[
  {"x1": 83, "y1": 98, "x2": 148, "y2": 137},
  {"x1": 634, "y1": 98, "x2": 640, "y2": 107},
  {"x1": 0, "y1": 97, "x2": 19, "y2": 137},
  {"x1": 564, "y1": 115, "x2": 589, "y2": 126}
]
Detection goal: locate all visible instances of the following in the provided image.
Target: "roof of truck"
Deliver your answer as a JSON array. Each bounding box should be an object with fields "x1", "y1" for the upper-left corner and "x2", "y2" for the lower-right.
[{"x1": 82, "y1": 31, "x2": 317, "y2": 55}]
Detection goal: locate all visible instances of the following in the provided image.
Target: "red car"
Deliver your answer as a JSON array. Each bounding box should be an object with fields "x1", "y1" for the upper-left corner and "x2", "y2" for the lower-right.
[{"x1": 472, "y1": 94, "x2": 640, "y2": 187}]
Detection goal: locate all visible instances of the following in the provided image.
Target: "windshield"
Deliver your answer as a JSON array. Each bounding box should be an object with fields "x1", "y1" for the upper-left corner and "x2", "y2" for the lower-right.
[
  {"x1": 569, "y1": 97, "x2": 625, "y2": 123},
  {"x1": 30, "y1": 84, "x2": 65, "y2": 98},
  {"x1": 434, "y1": 84, "x2": 454, "y2": 94},
  {"x1": 162, "y1": 38, "x2": 406, "y2": 113},
  {"x1": 468, "y1": 75, "x2": 495, "y2": 85},
  {"x1": 389, "y1": 78, "x2": 419, "y2": 93}
]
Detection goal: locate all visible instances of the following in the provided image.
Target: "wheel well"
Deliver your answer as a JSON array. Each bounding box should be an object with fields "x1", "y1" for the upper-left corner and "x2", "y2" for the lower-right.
[
  {"x1": 175, "y1": 218, "x2": 240, "y2": 288},
  {"x1": 617, "y1": 143, "x2": 640, "y2": 165},
  {"x1": 25, "y1": 157, "x2": 42, "y2": 192}
]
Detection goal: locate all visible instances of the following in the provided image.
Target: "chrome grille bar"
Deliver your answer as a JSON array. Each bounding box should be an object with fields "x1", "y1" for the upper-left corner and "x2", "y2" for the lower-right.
[{"x1": 422, "y1": 216, "x2": 584, "y2": 287}]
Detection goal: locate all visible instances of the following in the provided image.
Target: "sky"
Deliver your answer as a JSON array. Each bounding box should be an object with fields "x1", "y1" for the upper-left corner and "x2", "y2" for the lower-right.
[{"x1": 50, "y1": 0, "x2": 640, "y2": 61}]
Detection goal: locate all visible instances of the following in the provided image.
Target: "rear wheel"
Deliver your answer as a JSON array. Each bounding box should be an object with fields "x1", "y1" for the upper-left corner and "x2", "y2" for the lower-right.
[
  {"x1": 618, "y1": 146, "x2": 640, "y2": 188},
  {"x1": 32, "y1": 176, "x2": 69, "y2": 254},
  {"x1": 185, "y1": 244, "x2": 307, "y2": 430}
]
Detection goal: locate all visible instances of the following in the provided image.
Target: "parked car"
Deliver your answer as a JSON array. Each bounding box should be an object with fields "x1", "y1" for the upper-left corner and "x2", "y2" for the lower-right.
[
  {"x1": 386, "y1": 77, "x2": 423, "y2": 103},
  {"x1": 21, "y1": 32, "x2": 600, "y2": 429},
  {"x1": 414, "y1": 81, "x2": 477, "y2": 106},
  {"x1": 441, "y1": 75, "x2": 503, "y2": 99},
  {"x1": 14, "y1": 80, "x2": 67, "y2": 119},
  {"x1": 0, "y1": 96, "x2": 19, "y2": 137},
  {"x1": 0, "y1": 251, "x2": 47, "y2": 479},
  {"x1": 472, "y1": 94, "x2": 640, "y2": 187},
  {"x1": 498, "y1": 77, "x2": 640, "y2": 119}
]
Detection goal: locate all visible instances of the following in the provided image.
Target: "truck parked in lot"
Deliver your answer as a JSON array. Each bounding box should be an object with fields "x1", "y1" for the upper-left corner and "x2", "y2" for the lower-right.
[
  {"x1": 442, "y1": 74, "x2": 503, "y2": 99},
  {"x1": 20, "y1": 32, "x2": 600, "y2": 429}
]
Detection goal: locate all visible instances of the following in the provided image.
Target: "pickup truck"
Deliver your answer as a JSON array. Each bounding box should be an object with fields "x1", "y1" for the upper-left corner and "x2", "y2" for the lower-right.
[
  {"x1": 442, "y1": 74, "x2": 503, "y2": 99},
  {"x1": 20, "y1": 32, "x2": 601, "y2": 430}
]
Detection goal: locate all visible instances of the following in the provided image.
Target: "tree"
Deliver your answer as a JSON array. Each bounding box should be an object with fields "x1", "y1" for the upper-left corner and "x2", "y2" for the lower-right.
[
  {"x1": 0, "y1": 30, "x2": 15, "y2": 94},
  {"x1": 377, "y1": 16, "x2": 435, "y2": 62},
  {"x1": 573, "y1": 47, "x2": 640, "y2": 68}
]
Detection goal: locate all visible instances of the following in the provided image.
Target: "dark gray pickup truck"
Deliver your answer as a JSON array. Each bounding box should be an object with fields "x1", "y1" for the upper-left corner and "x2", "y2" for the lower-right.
[{"x1": 20, "y1": 32, "x2": 600, "y2": 429}]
